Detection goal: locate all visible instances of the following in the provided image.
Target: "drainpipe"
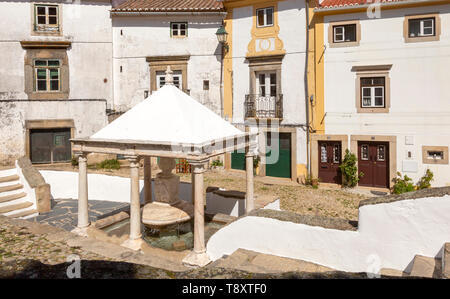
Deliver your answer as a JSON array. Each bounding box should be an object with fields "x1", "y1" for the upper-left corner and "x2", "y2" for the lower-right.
[{"x1": 304, "y1": 0, "x2": 311, "y2": 178}]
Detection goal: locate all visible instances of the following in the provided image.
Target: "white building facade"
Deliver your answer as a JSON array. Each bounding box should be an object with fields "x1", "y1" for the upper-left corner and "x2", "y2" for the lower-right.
[
  {"x1": 0, "y1": 0, "x2": 112, "y2": 165},
  {"x1": 313, "y1": 1, "x2": 450, "y2": 188}
]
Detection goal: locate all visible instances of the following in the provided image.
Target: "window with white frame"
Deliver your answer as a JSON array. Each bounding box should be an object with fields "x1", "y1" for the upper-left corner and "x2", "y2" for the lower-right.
[
  {"x1": 333, "y1": 24, "x2": 357, "y2": 43},
  {"x1": 34, "y1": 59, "x2": 61, "y2": 92},
  {"x1": 256, "y1": 7, "x2": 274, "y2": 27},
  {"x1": 171, "y1": 22, "x2": 188, "y2": 37},
  {"x1": 156, "y1": 70, "x2": 182, "y2": 89},
  {"x1": 34, "y1": 4, "x2": 59, "y2": 32},
  {"x1": 360, "y1": 77, "x2": 385, "y2": 108},
  {"x1": 408, "y1": 17, "x2": 435, "y2": 37}
]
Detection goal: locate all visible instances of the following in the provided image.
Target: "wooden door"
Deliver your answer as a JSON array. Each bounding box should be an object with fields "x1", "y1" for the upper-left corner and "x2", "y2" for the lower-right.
[
  {"x1": 318, "y1": 141, "x2": 342, "y2": 184},
  {"x1": 30, "y1": 128, "x2": 71, "y2": 164},
  {"x1": 266, "y1": 132, "x2": 291, "y2": 178},
  {"x1": 358, "y1": 142, "x2": 389, "y2": 188}
]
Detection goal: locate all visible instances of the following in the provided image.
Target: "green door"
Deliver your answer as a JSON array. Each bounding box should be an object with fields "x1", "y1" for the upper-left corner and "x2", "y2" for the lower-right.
[
  {"x1": 231, "y1": 150, "x2": 246, "y2": 170},
  {"x1": 266, "y1": 132, "x2": 291, "y2": 178}
]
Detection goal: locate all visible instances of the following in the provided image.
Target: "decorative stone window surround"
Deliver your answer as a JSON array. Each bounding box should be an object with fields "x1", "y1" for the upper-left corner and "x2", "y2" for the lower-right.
[
  {"x1": 146, "y1": 56, "x2": 189, "y2": 93},
  {"x1": 31, "y1": 3, "x2": 62, "y2": 36},
  {"x1": 422, "y1": 146, "x2": 448, "y2": 165},
  {"x1": 352, "y1": 64, "x2": 392, "y2": 114},
  {"x1": 403, "y1": 13, "x2": 441, "y2": 43},
  {"x1": 328, "y1": 20, "x2": 361, "y2": 48}
]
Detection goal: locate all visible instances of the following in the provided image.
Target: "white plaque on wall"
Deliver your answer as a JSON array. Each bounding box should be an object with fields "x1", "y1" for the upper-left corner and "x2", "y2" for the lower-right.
[{"x1": 402, "y1": 160, "x2": 418, "y2": 173}]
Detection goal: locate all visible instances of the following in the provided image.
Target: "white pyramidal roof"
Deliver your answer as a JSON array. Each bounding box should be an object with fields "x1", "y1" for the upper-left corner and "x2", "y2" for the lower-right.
[{"x1": 91, "y1": 84, "x2": 244, "y2": 145}]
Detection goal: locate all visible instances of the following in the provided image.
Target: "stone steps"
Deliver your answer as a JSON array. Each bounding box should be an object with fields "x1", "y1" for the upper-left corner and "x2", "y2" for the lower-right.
[
  {"x1": 0, "y1": 174, "x2": 20, "y2": 183},
  {"x1": 0, "y1": 183, "x2": 23, "y2": 193},
  {"x1": 8, "y1": 209, "x2": 39, "y2": 219},
  {"x1": 0, "y1": 201, "x2": 33, "y2": 214},
  {"x1": 408, "y1": 255, "x2": 442, "y2": 278},
  {"x1": 0, "y1": 192, "x2": 27, "y2": 203}
]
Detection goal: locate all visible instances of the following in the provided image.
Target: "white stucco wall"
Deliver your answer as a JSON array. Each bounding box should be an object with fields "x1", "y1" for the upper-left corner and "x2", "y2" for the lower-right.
[
  {"x1": 112, "y1": 14, "x2": 224, "y2": 113},
  {"x1": 231, "y1": 0, "x2": 308, "y2": 167},
  {"x1": 0, "y1": 100, "x2": 107, "y2": 163},
  {"x1": 322, "y1": 5, "x2": 450, "y2": 186},
  {"x1": 0, "y1": 0, "x2": 113, "y2": 103},
  {"x1": 207, "y1": 195, "x2": 450, "y2": 273}
]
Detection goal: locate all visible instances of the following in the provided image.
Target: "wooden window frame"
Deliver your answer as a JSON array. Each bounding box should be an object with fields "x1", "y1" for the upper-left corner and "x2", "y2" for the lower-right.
[
  {"x1": 32, "y1": 4, "x2": 61, "y2": 35},
  {"x1": 256, "y1": 7, "x2": 274, "y2": 28},
  {"x1": 404, "y1": 13, "x2": 441, "y2": 43},
  {"x1": 333, "y1": 24, "x2": 357, "y2": 43},
  {"x1": 170, "y1": 22, "x2": 188, "y2": 38},
  {"x1": 422, "y1": 146, "x2": 449, "y2": 165},
  {"x1": 360, "y1": 78, "x2": 385, "y2": 108},
  {"x1": 34, "y1": 59, "x2": 61, "y2": 92},
  {"x1": 328, "y1": 20, "x2": 360, "y2": 48}
]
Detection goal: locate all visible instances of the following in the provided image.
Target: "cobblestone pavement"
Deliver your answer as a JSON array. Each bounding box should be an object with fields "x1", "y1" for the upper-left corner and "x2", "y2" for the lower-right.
[
  {"x1": 0, "y1": 215, "x2": 377, "y2": 279},
  {"x1": 28, "y1": 199, "x2": 129, "y2": 232}
]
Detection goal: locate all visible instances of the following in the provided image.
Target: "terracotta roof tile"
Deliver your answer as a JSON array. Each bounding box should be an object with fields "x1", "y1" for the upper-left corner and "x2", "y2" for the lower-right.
[
  {"x1": 112, "y1": 0, "x2": 224, "y2": 12},
  {"x1": 317, "y1": 0, "x2": 408, "y2": 9}
]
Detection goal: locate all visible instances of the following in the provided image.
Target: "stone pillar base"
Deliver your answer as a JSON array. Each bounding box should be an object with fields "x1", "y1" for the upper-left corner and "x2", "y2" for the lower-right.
[
  {"x1": 121, "y1": 238, "x2": 143, "y2": 251},
  {"x1": 182, "y1": 251, "x2": 211, "y2": 268},
  {"x1": 71, "y1": 225, "x2": 90, "y2": 237}
]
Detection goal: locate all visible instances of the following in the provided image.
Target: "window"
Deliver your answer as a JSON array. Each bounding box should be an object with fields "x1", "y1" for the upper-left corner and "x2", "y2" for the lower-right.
[
  {"x1": 258, "y1": 72, "x2": 277, "y2": 97},
  {"x1": 408, "y1": 18, "x2": 435, "y2": 38},
  {"x1": 377, "y1": 145, "x2": 386, "y2": 161},
  {"x1": 333, "y1": 24, "x2": 357, "y2": 43},
  {"x1": 34, "y1": 5, "x2": 59, "y2": 32},
  {"x1": 156, "y1": 70, "x2": 182, "y2": 89},
  {"x1": 203, "y1": 80, "x2": 209, "y2": 91},
  {"x1": 404, "y1": 14, "x2": 440, "y2": 43},
  {"x1": 360, "y1": 77, "x2": 385, "y2": 108},
  {"x1": 34, "y1": 59, "x2": 60, "y2": 92},
  {"x1": 422, "y1": 146, "x2": 448, "y2": 165},
  {"x1": 328, "y1": 20, "x2": 360, "y2": 47},
  {"x1": 256, "y1": 7, "x2": 274, "y2": 27},
  {"x1": 361, "y1": 145, "x2": 369, "y2": 161},
  {"x1": 171, "y1": 22, "x2": 187, "y2": 37}
]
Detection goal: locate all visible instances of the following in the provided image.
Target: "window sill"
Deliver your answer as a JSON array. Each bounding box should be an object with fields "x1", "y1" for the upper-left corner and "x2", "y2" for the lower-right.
[
  {"x1": 28, "y1": 92, "x2": 69, "y2": 100},
  {"x1": 356, "y1": 107, "x2": 389, "y2": 113},
  {"x1": 329, "y1": 41, "x2": 360, "y2": 48},
  {"x1": 404, "y1": 35, "x2": 439, "y2": 43}
]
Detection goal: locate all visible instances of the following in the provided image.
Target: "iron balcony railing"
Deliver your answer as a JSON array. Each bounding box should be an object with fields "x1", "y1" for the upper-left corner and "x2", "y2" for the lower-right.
[{"x1": 244, "y1": 94, "x2": 283, "y2": 119}]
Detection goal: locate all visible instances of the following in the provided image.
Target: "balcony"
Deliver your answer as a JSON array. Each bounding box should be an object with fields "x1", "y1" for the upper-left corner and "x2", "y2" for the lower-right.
[{"x1": 244, "y1": 94, "x2": 283, "y2": 119}]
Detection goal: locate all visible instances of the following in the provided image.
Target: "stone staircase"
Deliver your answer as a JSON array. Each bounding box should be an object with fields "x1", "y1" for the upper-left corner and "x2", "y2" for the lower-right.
[
  {"x1": 381, "y1": 253, "x2": 445, "y2": 278},
  {"x1": 0, "y1": 167, "x2": 38, "y2": 219}
]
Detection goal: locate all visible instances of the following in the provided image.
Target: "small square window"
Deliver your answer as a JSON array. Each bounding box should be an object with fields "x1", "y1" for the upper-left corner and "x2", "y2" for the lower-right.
[
  {"x1": 256, "y1": 7, "x2": 274, "y2": 27},
  {"x1": 408, "y1": 17, "x2": 435, "y2": 38},
  {"x1": 422, "y1": 146, "x2": 449, "y2": 165},
  {"x1": 34, "y1": 5, "x2": 59, "y2": 33},
  {"x1": 171, "y1": 22, "x2": 188, "y2": 37},
  {"x1": 203, "y1": 80, "x2": 209, "y2": 91},
  {"x1": 333, "y1": 24, "x2": 356, "y2": 43}
]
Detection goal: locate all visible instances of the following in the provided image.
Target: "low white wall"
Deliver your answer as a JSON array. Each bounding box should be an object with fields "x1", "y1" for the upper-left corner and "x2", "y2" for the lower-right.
[
  {"x1": 40, "y1": 170, "x2": 246, "y2": 216},
  {"x1": 207, "y1": 195, "x2": 450, "y2": 273}
]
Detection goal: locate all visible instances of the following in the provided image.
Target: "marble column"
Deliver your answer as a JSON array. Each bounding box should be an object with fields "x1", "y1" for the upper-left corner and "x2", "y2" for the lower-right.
[
  {"x1": 144, "y1": 157, "x2": 152, "y2": 204},
  {"x1": 72, "y1": 152, "x2": 90, "y2": 237},
  {"x1": 182, "y1": 159, "x2": 211, "y2": 267},
  {"x1": 122, "y1": 156, "x2": 143, "y2": 251},
  {"x1": 245, "y1": 149, "x2": 255, "y2": 214}
]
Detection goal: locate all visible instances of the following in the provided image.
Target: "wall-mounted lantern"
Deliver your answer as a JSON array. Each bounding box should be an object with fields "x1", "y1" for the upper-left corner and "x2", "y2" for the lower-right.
[{"x1": 216, "y1": 25, "x2": 229, "y2": 52}]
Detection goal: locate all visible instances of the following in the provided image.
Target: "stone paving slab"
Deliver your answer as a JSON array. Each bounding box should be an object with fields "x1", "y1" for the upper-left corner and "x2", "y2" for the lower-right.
[{"x1": 28, "y1": 199, "x2": 129, "y2": 232}]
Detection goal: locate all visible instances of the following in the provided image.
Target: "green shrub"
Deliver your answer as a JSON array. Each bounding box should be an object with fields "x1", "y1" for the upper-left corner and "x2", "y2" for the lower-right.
[
  {"x1": 416, "y1": 169, "x2": 434, "y2": 190},
  {"x1": 97, "y1": 159, "x2": 120, "y2": 170},
  {"x1": 339, "y1": 149, "x2": 364, "y2": 188},
  {"x1": 392, "y1": 172, "x2": 415, "y2": 194},
  {"x1": 211, "y1": 159, "x2": 223, "y2": 167}
]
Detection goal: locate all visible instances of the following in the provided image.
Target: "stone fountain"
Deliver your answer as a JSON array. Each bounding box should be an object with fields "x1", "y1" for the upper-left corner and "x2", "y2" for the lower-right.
[{"x1": 142, "y1": 157, "x2": 194, "y2": 229}]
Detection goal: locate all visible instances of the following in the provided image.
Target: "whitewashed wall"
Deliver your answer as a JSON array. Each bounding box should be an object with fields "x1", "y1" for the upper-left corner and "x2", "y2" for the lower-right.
[
  {"x1": 231, "y1": 0, "x2": 308, "y2": 167},
  {"x1": 207, "y1": 195, "x2": 450, "y2": 273},
  {"x1": 0, "y1": 0, "x2": 113, "y2": 102},
  {"x1": 323, "y1": 5, "x2": 450, "y2": 186},
  {"x1": 112, "y1": 14, "x2": 224, "y2": 114}
]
